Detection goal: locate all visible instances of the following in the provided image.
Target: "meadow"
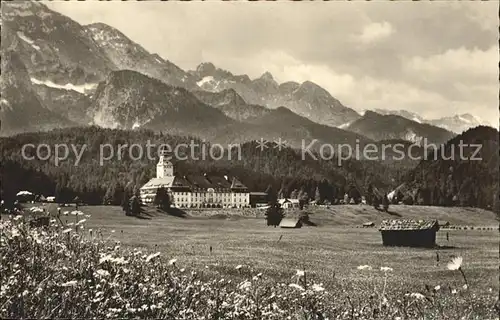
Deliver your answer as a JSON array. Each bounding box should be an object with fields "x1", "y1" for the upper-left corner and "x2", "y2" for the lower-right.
[{"x1": 1, "y1": 203, "x2": 498, "y2": 319}]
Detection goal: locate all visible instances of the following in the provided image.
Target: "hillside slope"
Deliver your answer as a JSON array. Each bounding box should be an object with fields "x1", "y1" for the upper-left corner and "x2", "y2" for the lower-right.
[{"x1": 405, "y1": 126, "x2": 498, "y2": 211}]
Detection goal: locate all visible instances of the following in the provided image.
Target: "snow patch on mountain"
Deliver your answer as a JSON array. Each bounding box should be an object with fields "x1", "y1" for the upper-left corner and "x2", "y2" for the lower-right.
[
  {"x1": 17, "y1": 31, "x2": 40, "y2": 51},
  {"x1": 197, "y1": 76, "x2": 215, "y2": 87},
  {"x1": 1, "y1": 99, "x2": 13, "y2": 111},
  {"x1": 3, "y1": 2, "x2": 37, "y2": 17},
  {"x1": 412, "y1": 116, "x2": 421, "y2": 123},
  {"x1": 338, "y1": 121, "x2": 352, "y2": 129},
  {"x1": 30, "y1": 78, "x2": 98, "y2": 94},
  {"x1": 458, "y1": 114, "x2": 480, "y2": 124}
]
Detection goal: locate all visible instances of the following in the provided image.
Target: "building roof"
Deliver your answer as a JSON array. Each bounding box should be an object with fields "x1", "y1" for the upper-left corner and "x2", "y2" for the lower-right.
[
  {"x1": 279, "y1": 218, "x2": 302, "y2": 228},
  {"x1": 185, "y1": 175, "x2": 214, "y2": 190},
  {"x1": 206, "y1": 175, "x2": 231, "y2": 189},
  {"x1": 250, "y1": 192, "x2": 268, "y2": 196},
  {"x1": 142, "y1": 173, "x2": 248, "y2": 192},
  {"x1": 379, "y1": 219, "x2": 439, "y2": 231},
  {"x1": 140, "y1": 176, "x2": 176, "y2": 190}
]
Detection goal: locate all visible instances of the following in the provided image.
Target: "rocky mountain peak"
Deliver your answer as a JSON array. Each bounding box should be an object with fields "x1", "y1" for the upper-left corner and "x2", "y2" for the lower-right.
[
  {"x1": 196, "y1": 62, "x2": 217, "y2": 76},
  {"x1": 259, "y1": 71, "x2": 275, "y2": 82}
]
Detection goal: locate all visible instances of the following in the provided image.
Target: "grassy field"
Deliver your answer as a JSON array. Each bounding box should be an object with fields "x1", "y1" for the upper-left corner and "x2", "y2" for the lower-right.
[{"x1": 30, "y1": 203, "x2": 499, "y2": 293}]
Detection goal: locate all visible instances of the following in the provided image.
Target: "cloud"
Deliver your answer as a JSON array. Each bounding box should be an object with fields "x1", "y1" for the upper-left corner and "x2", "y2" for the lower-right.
[
  {"x1": 406, "y1": 46, "x2": 497, "y2": 80},
  {"x1": 355, "y1": 21, "x2": 394, "y2": 44}
]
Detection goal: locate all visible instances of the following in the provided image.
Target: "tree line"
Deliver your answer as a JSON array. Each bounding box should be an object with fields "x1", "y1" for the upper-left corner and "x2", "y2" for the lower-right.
[{"x1": 2, "y1": 126, "x2": 497, "y2": 213}]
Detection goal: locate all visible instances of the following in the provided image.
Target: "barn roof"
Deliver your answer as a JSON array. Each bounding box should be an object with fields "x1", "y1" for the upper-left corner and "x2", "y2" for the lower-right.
[
  {"x1": 379, "y1": 219, "x2": 439, "y2": 231},
  {"x1": 279, "y1": 218, "x2": 302, "y2": 228}
]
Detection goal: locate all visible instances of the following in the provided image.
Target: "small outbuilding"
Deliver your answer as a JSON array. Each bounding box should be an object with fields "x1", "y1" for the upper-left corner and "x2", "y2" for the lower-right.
[
  {"x1": 278, "y1": 198, "x2": 300, "y2": 209},
  {"x1": 379, "y1": 219, "x2": 439, "y2": 248},
  {"x1": 279, "y1": 218, "x2": 302, "y2": 229},
  {"x1": 250, "y1": 192, "x2": 268, "y2": 208}
]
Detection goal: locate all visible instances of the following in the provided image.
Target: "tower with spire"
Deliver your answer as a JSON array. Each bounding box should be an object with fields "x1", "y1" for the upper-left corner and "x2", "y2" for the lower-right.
[{"x1": 156, "y1": 148, "x2": 174, "y2": 178}]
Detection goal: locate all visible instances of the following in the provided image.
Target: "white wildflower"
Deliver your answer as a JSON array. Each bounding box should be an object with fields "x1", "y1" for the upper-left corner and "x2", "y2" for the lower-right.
[
  {"x1": 168, "y1": 258, "x2": 177, "y2": 266},
  {"x1": 145, "y1": 252, "x2": 161, "y2": 262},
  {"x1": 434, "y1": 285, "x2": 441, "y2": 291},
  {"x1": 447, "y1": 256, "x2": 463, "y2": 270},
  {"x1": 95, "y1": 269, "x2": 110, "y2": 277},
  {"x1": 409, "y1": 293, "x2": 425, "y2": 299},
  {"x1": 11, "y1": 228, "x2": 20, "y2": 237},
  {"x1": 235, "y1": 265, "x2": 243, "y2": 270},
  {"x1": 99, "y1": 254, "x2": 113, "y2": 264},
  {"x1": 312, "y1": 284, "x2": 325, "y2": 292},
  {"x1": 289, "y1": 283, "x2": 304, "y2": 291},
  {"x1": 380, "y1": 266, "x2": 393, "y2": 272},
  {"x1": 60, "y1": 280, "x2": 78, "y2": 287},
  {"x1": 238, "y1": 280, "x2": 251, "y2": 290},
  {"x1": 357, "y1": 265, "x2": 372, "y2": 270}
]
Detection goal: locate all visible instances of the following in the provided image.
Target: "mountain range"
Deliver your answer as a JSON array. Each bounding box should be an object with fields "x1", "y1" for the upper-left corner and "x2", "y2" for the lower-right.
[
  {"x1": 345, "y1": 111, "x2": 455, "y2": 144},
  {"x1": 373, "y1": 109, "x2": 483, "y2": 134},
  {"x1": 0, "y1": 1, "x2": 487, "y2": 146}
]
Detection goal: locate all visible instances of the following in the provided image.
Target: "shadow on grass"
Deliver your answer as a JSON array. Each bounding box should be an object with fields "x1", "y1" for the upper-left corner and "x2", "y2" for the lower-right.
[
  {"x1": 134, "y1": 214, "x2": 151, "y2": 220},
  {"x1": 157, "y1": 207, "x2": 188, "y2": 219},
  {"x1": 376, "y1": 208, "x2": 403, "y2": 217},
  {"x1": 300, "y1": 218, "x2": 318, "y2": 226},
  {"x1": 141, "y1": 209, "x2": 154, "y2": 218},
  {"x1": 435, "y1": 245, "x2": 461, "y2": 250}
]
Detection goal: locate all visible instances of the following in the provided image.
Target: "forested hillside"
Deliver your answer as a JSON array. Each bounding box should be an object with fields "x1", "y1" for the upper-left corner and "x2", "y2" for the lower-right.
[
  {"x1": 0, "y1": 127, "x2": 403, "y2": 205},
  {"x1": 405, "y1": 126, "x2": 498, "y2": 211}
]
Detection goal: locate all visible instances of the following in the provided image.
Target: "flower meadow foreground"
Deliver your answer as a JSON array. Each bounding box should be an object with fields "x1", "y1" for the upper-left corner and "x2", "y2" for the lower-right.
[{"x1": 1, "y1": 215, "x2": 498, "y2": 319}]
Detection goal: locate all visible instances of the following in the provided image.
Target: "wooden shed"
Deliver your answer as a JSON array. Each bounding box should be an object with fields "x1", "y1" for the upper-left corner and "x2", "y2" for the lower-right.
[
  {"x1": 379, "y1": 219, "x2": 439, "y2": 248},
  {"x1": 279, "y1": 218, "x2": 302, "y2": 229}
]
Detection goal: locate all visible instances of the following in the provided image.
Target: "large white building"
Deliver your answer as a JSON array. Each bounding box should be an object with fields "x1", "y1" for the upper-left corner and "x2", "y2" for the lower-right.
[{"x1": 140, "y1": 152, "x2": 250, "y2": 208}]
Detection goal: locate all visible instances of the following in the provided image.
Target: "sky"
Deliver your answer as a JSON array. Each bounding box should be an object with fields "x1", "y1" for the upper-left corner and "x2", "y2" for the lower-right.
[{"x1": 46, "y1": 1, "x2": 498, "y2": 125}]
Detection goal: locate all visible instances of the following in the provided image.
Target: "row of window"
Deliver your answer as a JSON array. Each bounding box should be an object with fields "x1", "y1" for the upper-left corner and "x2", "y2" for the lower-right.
[{"x1": 173, "y1": 197, "x2": 248, "y2": 203}]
